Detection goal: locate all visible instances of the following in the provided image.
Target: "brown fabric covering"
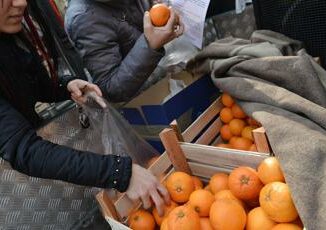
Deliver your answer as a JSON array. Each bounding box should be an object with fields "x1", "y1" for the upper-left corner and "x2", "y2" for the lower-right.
[{"x1": 187, "y1": 30, "x2": 326, "y2": 230}]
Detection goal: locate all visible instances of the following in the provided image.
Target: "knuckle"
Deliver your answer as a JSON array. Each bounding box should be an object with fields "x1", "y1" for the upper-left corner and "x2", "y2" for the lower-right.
[{"x1": 139, "y1": 191, "x2": 147, "y2": 198}]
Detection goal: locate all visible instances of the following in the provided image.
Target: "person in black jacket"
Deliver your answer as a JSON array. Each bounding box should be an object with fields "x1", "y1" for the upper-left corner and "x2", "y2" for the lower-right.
[{"x1": 0, "y1": 0, "x2": 169, "y2": 216}]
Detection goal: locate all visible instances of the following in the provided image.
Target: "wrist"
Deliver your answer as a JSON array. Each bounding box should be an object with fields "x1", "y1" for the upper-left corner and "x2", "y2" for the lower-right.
[
  {"x1": 61, "y1": 75, "x2": 77, "y2": 90},
  {"x1": 114, "y1": 156, "x2": 133, "y2": 192},
  {"x1": 144, "y1": 34, "x2": 161, "y2": 50}
]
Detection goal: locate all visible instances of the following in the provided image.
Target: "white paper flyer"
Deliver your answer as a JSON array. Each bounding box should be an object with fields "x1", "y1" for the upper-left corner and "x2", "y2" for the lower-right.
[{"x1": 169, "y1": 0, "x2": 210, "y2": 49}]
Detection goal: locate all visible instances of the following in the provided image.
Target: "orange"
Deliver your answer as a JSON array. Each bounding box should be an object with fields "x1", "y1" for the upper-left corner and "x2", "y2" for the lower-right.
[
  {"x1": 231, "y1": 104, "x2": 247, "y2": 119},
  {"x1": 200, "y1": 218, "x2": 213, "y2": 230},
  {"x1": 209, "y1": 199, "x2": 246, "y2": 230},
  {"x1": 246, "y1": 207, "x2": 277, "y2": 230},
  {"x1": 214, "y1": 189, "x2": 244, "y2": 208},
  {"x1": 215, "y1": 143, "x2": 232, "y2": 149},
  {"x1": 192, "y1": 176, "x2": 204, "y2": 190},
  {"x1": 160, "y1": 218, "x2": 168, "y2": 230},
  {"x1": 228, "y1": 166, "x2": 263, "y2": 201},
  {"x1": 209, "y1": 173, "x2": 229, "y2": 194},
  {"x1": 258, "y1": 157, "x2": 285, "y2": 185},
  {"x1": 292, "y1": 218, "x2": 304, "y2": 228},
  {"x1": 260, "y1": 182, "x2": 298, "y2": 223},
  {"x1": 153, "y1": 201, "x2": 178, "y2": 226},
  {"x1": 166, "y1": 172, "x2": 195, "y2": 203},
  {"x1": 229, "y1": 119, "x2": 246, "y2": 136},
  {"x1": 229, "y1": 136, "x2": 238, "y2": 146},
  {"x1": 149, "y1": 4, "x2": 170, "y2": 27},
  {"x1": 188, "y1": 189, "x2": 215, "y2": 217},
  {"x1": 232, "y1": 137, "x2": 253, "y2": 151},
  {"x1": 271, "y1": 223, "x2": 302, "y2": 230},
  {"x1": 167, "y1": 205, "x2": 201, "y2": 230},
  {"x1": 220, "y1": 107, "x2": 234, "y2": 123},
  {"x1": 220, "y1": 124, "x2": 233, "y2": 141},
  {"x1": 249, "y1": 144, "x2": 258, "y2": 152},
  {"x1": 128, "y1": 210, "x2": 156, "y2": 230},
  {"x1": 221, "y1": 92, "x2": 235, "y2": 107},
  {"x1": 241, "y1": 126, "x2": 255, "y2": 141}
]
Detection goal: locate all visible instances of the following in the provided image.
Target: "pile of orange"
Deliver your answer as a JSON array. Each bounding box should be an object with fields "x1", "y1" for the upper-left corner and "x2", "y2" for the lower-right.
[
  {"x1": 128, "y1": 157, "x2": 303, "y2": 230},
  {"x1": 217, "y1": 92, "x2": 261, "y2": 151}
]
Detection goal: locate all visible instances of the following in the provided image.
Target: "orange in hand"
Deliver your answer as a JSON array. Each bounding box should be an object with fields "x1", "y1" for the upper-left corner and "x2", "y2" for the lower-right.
[{"x1": 149, "y1": 4, "x2": 171, "y2": 27}]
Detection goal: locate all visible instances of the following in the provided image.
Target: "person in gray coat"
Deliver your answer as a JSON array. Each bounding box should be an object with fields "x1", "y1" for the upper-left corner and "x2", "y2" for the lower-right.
[{"x1": 65, "y1": 0, "x2": 184, "y2": 102}]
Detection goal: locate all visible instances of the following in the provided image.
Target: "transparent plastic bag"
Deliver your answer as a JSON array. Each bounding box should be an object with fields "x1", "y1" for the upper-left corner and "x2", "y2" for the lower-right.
[
  {"x1": 158, "y1": 36, "x2": 199, "y2": 73},
  {"x1": 38, "y1": 94, "x2": 159, "y2": 168},
  {"x1": 79, "y1": 95, "x2": 160, "y2": 167}
]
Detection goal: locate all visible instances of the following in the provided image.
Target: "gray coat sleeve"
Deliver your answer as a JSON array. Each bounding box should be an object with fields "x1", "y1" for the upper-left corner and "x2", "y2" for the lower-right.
[{"x1": 66, "y1": 10, "x2": 164, "y2": 102}]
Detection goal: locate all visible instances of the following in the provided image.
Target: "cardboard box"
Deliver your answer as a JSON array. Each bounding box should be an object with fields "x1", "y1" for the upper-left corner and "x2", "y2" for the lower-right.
[
  {"x1": 120, "y1": 71, "x2": 217, "y2": 152},
  {"x1": 121, "y1": 71, "x2": 217, "y2": 126}
]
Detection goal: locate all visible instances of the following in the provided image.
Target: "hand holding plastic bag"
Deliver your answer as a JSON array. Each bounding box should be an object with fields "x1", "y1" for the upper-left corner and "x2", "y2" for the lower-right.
[
  {"x1": 67, "y1": 80, "x2": 107, "y2": 108},
  {"x1": 126, "y1": 164, "x2": 170, "y2": 216}
]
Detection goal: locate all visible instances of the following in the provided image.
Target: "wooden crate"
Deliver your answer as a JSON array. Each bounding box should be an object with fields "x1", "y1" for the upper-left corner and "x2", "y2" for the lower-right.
[{"x1": 96, "y1": 128, "x2": 271, "y2": 229}]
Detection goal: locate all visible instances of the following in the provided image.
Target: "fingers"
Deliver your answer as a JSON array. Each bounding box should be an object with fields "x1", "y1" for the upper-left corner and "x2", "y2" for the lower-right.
[
  {"x1": 157, "y1": 183, "x2": 171, "y2": 206},
  {"x1": 143, "y1": 11, "x2": 152, "y2": 30},
  {"x1": 69, "y1": 83, "x2": 83, "y2": 97},
  {"x1": 71, "y1": 94, "x2": 86, "y2": 105},
  {"x1": 175, "y1": 19, "x2": 184, "y2": 37},
  {"x1": 141, "y1": 191, "x2": 152, "y2": 210},
  {"x1": 164, "y1": 8, "x2": 176, "y2": 30},
  {"x1": 150, "y1": 188, "x2": 165, "y2": 216},
  {"x1": 68, "y1": 80, "x2": 107, "y2": 108},
  {"x1": 86, "y1": 84, "x2": 102, "y2": 97},
  {"x1": 93, "y1": 95, "x2": 107, "y2": 109}
]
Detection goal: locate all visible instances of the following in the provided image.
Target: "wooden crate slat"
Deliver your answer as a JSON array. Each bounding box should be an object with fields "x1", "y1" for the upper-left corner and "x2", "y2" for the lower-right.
[
  {"x1": 211, "y1": 136, "x2": 222, "y2": 146},
  {"x1": 189, "y1": 162, "x2": 234, "y2": 178},
  {"x1": 159, "y1": 128, "x2": 192, "y2": 174},
  {"x1": 147, "y1": 152, "x2": 172, "y2": 177},
  {"x1": 170, "y1": 120, "x2": 184, "y2": 141},
  {"x1": 115, "y1": 196, "x2": 140, "y2": 221},
  {"x1": 195, "y1": 118, "x2": 223, "y2": 145},
  {"x1": 180, "y1": 143, "x2": 268, "y2": 169},
  {"x1": 183, "y1": 98, "x2": 223, "y2": 142},
  {"x1": 253, "y1": 127, "x2": 272, "y2": 153},
  {"x1": 96, "y1": 191, "x2": 121, "y2": 221}
]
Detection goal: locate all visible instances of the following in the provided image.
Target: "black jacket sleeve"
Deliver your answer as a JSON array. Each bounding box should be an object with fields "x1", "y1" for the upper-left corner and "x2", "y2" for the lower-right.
[
  {"x1": 35, "y1": 58, "x2": 76, "y2": 103},
  {"x1": 0, "y1": 97, "x2": 132, "y2": 192}
]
